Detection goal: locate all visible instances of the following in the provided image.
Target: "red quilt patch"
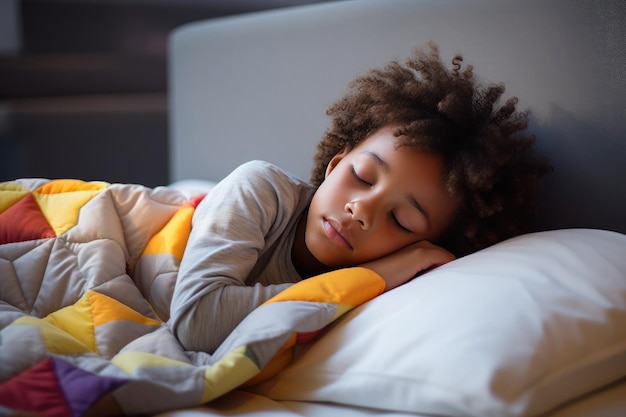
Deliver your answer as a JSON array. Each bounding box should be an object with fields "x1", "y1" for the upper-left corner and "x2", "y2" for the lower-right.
[{"x1": 0, "y1": 194, "x2": 56, "y2": 245}]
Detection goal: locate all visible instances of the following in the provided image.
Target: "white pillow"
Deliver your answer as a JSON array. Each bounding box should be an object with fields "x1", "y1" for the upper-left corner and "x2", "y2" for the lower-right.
[
  {"x1": 168, "y1": 179, "x2": 217, "y2": 198},
  {"x1": 249, "y1": 229, "x2": 626, "y2": 417}
]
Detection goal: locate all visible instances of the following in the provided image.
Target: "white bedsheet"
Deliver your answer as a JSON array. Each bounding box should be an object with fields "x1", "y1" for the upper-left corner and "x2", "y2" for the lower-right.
[
  {"x1": 157, "y1": 377, "x2": 626, "y2": 417},
  {"x1": 156, "y1": 391, "x2": 304, "y2": 417}
]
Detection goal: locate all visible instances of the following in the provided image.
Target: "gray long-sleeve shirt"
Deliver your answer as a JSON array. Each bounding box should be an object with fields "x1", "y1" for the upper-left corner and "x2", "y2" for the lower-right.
[{"x1": 169, "y1": 160, "x2": 316, "y2": 353}]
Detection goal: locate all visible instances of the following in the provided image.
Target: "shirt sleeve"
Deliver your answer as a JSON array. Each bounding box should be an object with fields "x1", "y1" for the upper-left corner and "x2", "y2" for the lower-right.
[{"x1": 169, "y1": 161, "x2": 299, "y2": 353}]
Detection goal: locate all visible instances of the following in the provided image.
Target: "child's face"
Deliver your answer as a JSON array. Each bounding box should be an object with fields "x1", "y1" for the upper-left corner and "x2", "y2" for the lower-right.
[{"x1": 304, "y1": 126, "x2": 460, "y2": 268}]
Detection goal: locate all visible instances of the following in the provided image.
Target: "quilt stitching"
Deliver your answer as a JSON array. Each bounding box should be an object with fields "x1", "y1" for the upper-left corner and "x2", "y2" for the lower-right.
[{"x1": 0, "y1": 179, "x2": 385, "y2": 416}]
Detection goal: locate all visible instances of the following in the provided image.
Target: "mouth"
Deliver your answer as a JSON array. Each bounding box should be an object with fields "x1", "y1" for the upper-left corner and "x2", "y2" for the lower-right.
[{"x1": 322, "y1": 218, "x2": 353, "y2": 249}]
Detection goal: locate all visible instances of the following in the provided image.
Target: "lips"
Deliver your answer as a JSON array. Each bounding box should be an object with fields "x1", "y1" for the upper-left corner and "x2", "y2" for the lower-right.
[{"x1": 322, "y1": 218, "x2": 353, "y2": 249}]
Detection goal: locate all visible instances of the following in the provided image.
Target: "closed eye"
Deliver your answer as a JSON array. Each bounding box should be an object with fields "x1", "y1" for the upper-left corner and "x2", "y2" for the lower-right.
[
  {"x1": 391, "y1": 213, "x2": 413, "y2": 233},
  {"x1": 351, "y1": 166, "x2": 371, "y2": 186}
]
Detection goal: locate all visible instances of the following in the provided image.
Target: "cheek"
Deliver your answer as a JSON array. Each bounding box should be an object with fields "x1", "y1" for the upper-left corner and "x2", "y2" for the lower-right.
[
  {"x1": 313, "y1": 177, "x2": 346, "y2": 209},
  {"x1": 362, "y1": 229, "x2": 413, "y2": 259},
  {"x1": 308, "y1": 187, "x2": 328, "y2": 218},
  {"x1": 371, "y1": 227, "x2": 416, "y2": 255}
]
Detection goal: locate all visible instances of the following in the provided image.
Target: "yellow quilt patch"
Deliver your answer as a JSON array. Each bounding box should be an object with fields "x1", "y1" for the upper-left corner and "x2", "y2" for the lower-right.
[
  {"x1": 142, "y1": 203, "x2": 195, "y2": 261},
  {"x1": 16, "y1": 316, "x2": 93, "y2": 355},
  {"x1": 44, "y1": 293, "x2": 98, "y2": 352},
  {"x1": 34, "y1": 189, "x2": 106, "y2": 236},
  {"x1": 201, "y1": 346, "x2": 260, "y2": 403},
  {"x1": 88, "y1": 291, "x2": 162, "y2": 328},
  {"x1": 0, "y1": 182, "x2": 29, "y2": 214}
]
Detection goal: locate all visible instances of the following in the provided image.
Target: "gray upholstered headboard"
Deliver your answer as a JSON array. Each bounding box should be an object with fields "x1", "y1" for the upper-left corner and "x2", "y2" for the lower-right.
[{"x1": 168, "y1": 0, "x2": 626, "y2": 234}]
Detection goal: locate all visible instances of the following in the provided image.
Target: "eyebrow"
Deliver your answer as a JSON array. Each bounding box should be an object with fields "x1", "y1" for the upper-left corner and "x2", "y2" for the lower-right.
[
  {"x1": 362, "y1": 151, "x2": 431, "y2": 221},
  {"x1": 364, "y1": 151, "x2": 390, "y2": 172}
]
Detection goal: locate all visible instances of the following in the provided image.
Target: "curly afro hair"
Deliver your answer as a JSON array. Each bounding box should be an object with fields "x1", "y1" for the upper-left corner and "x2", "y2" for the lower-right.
[{"x1": 311, "y1": 42, "x2": 552, "y2": 256}]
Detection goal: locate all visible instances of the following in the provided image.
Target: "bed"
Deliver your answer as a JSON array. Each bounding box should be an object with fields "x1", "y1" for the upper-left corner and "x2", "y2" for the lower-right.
[{"x1": 1, "y1": 0, "x2": 625, "y2": 416}]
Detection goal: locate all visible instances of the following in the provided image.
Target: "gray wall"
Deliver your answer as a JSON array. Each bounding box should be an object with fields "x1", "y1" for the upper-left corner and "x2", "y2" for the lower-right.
[{"x1": 0, "y1": 0, "x2": 338, "y2": 187}]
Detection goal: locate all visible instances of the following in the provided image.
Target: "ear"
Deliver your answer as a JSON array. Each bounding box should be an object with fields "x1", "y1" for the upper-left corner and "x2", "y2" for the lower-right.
[{"x1": 325, "y1": 148, "x2": 350, "y2": 179}]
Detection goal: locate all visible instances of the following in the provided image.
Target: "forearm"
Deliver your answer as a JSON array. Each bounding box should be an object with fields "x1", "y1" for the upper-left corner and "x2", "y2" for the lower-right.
[
  {"x1": 167, "y1": 160, "x2": 307, "y2": 353},
  {"x1": 361, "y1": 241, "x2": 456, "y2": 291},
  {"x1": 169, "y1": 280, "x2": 291, "y2": 353},
  {"x1": 169, "y1": 219, "x2": 284, "y2": 353}
]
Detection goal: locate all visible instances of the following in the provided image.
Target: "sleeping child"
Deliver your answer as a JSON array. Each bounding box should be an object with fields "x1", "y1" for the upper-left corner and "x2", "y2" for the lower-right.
[{"x1": 168, "y1": 42, "x2": 552, "y2": 353}]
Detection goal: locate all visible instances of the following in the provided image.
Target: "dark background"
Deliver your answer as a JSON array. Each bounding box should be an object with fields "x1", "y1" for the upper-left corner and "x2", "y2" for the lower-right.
[{"x1": 0, "y1": 0, "x2": 338, "y2": 187}]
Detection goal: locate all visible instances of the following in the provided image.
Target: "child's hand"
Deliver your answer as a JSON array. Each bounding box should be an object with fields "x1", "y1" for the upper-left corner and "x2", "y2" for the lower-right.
[{"x1": 361, "y1": 241, "x2": 455, "y2": 291}]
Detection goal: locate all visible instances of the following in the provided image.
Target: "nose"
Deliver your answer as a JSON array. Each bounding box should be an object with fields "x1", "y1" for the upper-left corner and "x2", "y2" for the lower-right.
[{"x1": 344, "y1": 199, "x2": 374, "y2": 230}]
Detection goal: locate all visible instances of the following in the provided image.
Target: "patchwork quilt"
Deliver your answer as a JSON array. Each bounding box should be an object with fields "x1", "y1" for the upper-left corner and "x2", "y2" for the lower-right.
[{"x1": 0, "y1": 179, "x2": 385, "y2": 416}]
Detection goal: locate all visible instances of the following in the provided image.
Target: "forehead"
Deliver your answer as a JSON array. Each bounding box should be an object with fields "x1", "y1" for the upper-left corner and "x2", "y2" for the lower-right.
[
  {"x1": 355, "y1": 142, "x2": 444, "y2": 185},
  {"x1": 351, "y1": 125, "x2": 428, "y2": 155},
  {"x1": 351, "y1": 128, "x2": 439, "y2": 171}
]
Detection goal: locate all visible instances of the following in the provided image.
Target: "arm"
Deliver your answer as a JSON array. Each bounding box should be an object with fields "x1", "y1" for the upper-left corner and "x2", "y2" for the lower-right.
[
  {"x1": 169, "y1": 161, "x2": 304, "y2": 353},
  {"x1": 361, "y1": 241, "x2": 456, "y2": 291}
]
